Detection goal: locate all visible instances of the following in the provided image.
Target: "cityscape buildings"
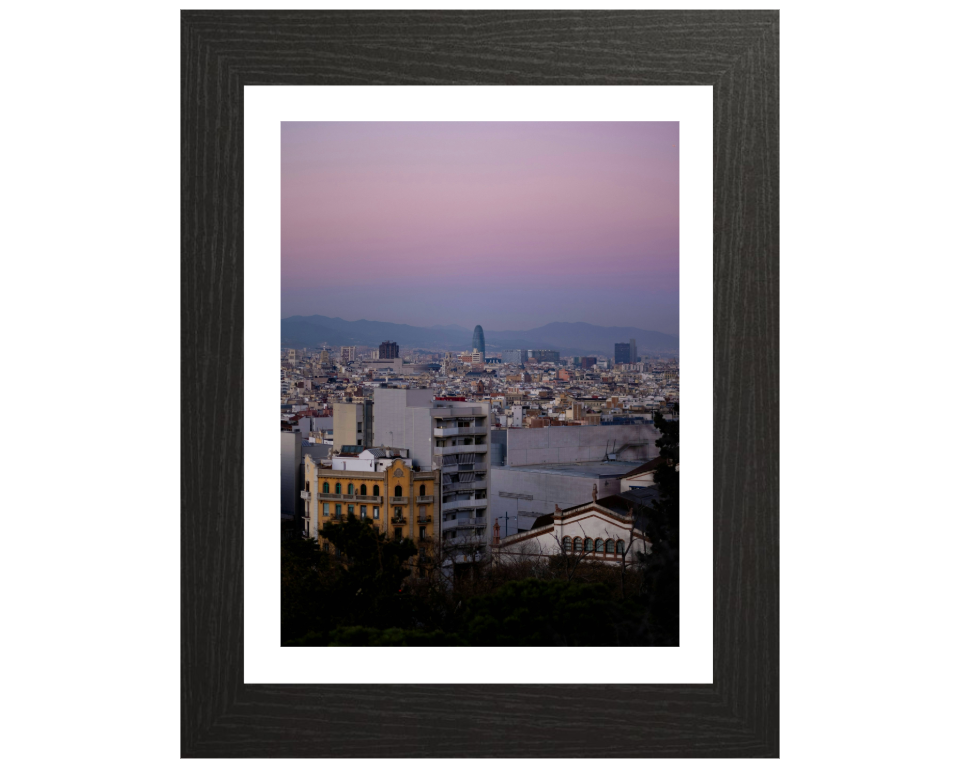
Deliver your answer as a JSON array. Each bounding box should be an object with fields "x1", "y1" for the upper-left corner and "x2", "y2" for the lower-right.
[{"x1": 281, "y1": 332, "x2": 679, "y2": 566}]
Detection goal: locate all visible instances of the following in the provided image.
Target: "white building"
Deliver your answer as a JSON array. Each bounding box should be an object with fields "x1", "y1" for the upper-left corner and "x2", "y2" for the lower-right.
[
  {"x1": 495, "y1": 492, "x2": 651, "y2": 566},
  {"x1": 373, "y1": 389, "x2": 491, "y2": 564}
]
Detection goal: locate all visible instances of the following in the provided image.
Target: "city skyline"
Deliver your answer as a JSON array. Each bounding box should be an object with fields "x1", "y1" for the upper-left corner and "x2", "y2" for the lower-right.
[{"x1": 281, "y1": 121, "x2": 679, "y2": 333}]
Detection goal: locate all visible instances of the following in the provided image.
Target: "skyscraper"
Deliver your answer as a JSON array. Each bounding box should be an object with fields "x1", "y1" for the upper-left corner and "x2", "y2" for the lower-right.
[
  {"x1": 629, "y1": 338, "x2": 637, "y2": 364},
  {"x1": 472, "y1": 325, "x2": 485, "y2": 358},
  {"x1": 614, "y1": 343, "x2": 631, "y2": 365},
  {"x1": 379, "y1": 340, "x2": 399, "y2": 360}
]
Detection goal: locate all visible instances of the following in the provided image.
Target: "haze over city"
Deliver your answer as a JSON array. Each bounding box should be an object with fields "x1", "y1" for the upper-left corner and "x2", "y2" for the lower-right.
[{"x1": 281, "y1": 121, "x2": 679, "y2": 333}]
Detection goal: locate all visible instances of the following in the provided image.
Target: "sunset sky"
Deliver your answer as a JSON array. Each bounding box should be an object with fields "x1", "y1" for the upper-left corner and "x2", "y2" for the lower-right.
[{"x1": 281, "y1": 122, "x2": 679, "y2": 333}]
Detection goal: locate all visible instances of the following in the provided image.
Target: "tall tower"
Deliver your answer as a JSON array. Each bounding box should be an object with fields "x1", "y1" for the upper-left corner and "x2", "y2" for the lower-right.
[
  {"x1": 629, "y1": 338, "x2": 637, "y2": 364},
  {"x1": 472, "y1": 325, "x2": 486, "y2": 359}
]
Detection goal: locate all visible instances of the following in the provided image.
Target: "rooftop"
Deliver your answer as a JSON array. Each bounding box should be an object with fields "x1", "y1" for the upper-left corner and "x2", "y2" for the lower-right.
[{"x1": 494, "y1": 460, "x2": 645, "y2": 479}]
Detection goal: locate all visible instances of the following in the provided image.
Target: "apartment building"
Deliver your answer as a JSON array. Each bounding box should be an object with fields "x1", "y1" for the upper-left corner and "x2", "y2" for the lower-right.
[
  {"x1": 302, "y1": 448, "x2": 440, "y2": 571},
  {"x1": 373, "y1": 388, "x2": 492, "y2": 564},
  {"x1": 332, "y1": 400, "x2": 373, "y2": 449}
]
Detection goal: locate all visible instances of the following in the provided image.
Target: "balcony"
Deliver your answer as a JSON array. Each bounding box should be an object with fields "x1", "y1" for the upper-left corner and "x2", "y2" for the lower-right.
[
  {"x1": 389, "y1": 516, "x2": 408, "y2": 526},
  {"x1": 442, "y1": 497, "x2": 488, "y2": 512},
  {"x1": 416, "y1": 495, "x2": 434, "y2": 504},
  {"x1": 356, "y1": 495, "x2": 382, "y2": 503},
  {"x1": 416, "y1": 538, "x2": 433, "y2": 547},
  {"x1": 389, "y1": 497, "x2": 409, "y2": 505},
  {"x1": 441, "y1": 480, "x2": 487, "y2": 493},
  {"x1": 436, "y1": 444, "x2": 488, "y2": 456},
  {"x1": 433, "y1": 426, "x2": 487, "y2": 438},
  {"x1": 415, "y1": 515, "x2": 433, "y2": 525},
  {"x1": 441, "y1": 517, "x2": 486, "y2": 532}
]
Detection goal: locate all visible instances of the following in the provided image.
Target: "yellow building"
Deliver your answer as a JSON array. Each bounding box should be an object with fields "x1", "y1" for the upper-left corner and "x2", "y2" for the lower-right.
[{"x1": 302, "y1": 449, "x2": 439, "y2": 573}]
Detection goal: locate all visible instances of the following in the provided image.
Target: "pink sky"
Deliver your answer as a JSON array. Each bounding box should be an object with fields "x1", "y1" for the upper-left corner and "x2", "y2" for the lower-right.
[{"x1": 282, "y1": 122, "x2": 679, "y2": 333}]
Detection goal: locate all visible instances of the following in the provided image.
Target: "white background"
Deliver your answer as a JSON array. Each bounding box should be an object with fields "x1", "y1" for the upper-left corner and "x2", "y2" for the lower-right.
[
  {"x1": 245, "y1": 85, "x2": 713, "y2": 684},
  {"x1": 2, "y1": 1, "x2": 958, "y2": 767}
]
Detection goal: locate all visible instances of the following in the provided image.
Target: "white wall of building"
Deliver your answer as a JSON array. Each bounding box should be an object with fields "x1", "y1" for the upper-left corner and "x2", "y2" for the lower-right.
[{"x1": 505, "y1": 424, "x2": 660, "y2": 466}]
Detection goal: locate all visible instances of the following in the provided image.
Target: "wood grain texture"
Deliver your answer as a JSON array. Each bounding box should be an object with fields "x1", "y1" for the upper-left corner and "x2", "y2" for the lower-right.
[{"x1": 181, "y1": 10, "x2": 779, "y2": 758}]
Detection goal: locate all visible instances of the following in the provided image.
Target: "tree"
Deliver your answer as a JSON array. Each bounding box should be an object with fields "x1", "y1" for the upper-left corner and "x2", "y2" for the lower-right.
[
  {"x1": 462, "y1": 579, "x2": 621, "y2": 646},
  {"x1": 634, "y1": 407, "x2": 680, "y2": 643}
]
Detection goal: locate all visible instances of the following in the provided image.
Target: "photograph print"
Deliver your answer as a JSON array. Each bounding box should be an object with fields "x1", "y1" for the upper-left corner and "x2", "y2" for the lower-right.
[{"x1": 280, "y1": 121, "x2": 680, "y2": 647}]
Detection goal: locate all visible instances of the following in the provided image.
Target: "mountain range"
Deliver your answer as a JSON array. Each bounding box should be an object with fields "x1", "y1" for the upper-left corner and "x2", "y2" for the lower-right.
[{"x1": 281, "y1": 316, "x2": 679, "y2": 357}]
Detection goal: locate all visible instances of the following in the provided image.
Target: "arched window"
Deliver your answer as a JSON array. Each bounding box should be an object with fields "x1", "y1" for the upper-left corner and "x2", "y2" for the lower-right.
[
  {"x1": 420, "y1": 484, "x2": 426, "y2": 497},
  {"x1": 347, "y1": 483, "x2": 354, "y2": 495},
  {"x1": 360, "y1": 484, "x2": 367, "y2": 496},
  {"x1": 335, "y1": 482, "x2": 341, "y2": 494},
  {"x1": 574, "y1": 537, "x2": 583, "y2": 552},
  {"x1": 322, "y1": 482, "x2": 329, "y2": 494},
  {"x1": 562, "y1": 536, "x2": 572, "y2": 553},
  {"x1": 616, "y1": 540, "x2": 625, "y2": 554},
  {"x1": 394, "y1": 485, "x2": 403, "y2": 498},
  {"x1": 605, "y1": 539, "x2": 615, "y2": 554},
  {"x1": 372, "y1": 485, "x2": 379, "y2": 496},
  {"x1": 584, "y1": 538, "x2": 593, "y2": 552}
]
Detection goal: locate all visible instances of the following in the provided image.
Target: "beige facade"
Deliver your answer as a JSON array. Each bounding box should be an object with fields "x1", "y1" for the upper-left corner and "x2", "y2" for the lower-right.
[{"x1": 302, "y1": 454, "x2": 440, "y2": 570}]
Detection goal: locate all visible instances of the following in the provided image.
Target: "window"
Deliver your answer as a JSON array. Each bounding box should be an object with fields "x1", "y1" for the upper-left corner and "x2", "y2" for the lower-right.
[
  {"x1": 373, "y1": 506, "x2": 379, "y2": 519},
  {"x1": 305, "y1": 481, "x2": 310, "y2": 492},
  {"x1": 357, "y1": 421, "x2": 362, "y2": 432},
  {"x1": 347, "y1": 483, "x2": 354, "y2": 495},
  {"x1": 334, "y1": 504, "x2": 341, "y2": 518},
  {"x1": 322, "y1": 503, "x2": 329, "y2": 517},
  {"x1": 335, "y1": 482, "x2": 341, "y2": 494},
  {"x1": 418, "y1": 505, "x2": 427, "y2": 521},
  {"x1": 419, "y1": 547, "x2": 426, "y2": 559},
  {"x1": 394, "y1": 485, "x2": 403, "y2": 497},
  {"x1": 323, "y1": 542, "x2": 330, "y2": 553},
  {"x1": 360, "y1": 484, "x2": 367, "y2": 496},
  {"x1": 605, "y1": 539, "x2": 615, "y2": 554},
  {"x1": 394, "y1": 528, "x2": 402, "y2": 541},
  {"x1": 616, "y1": 540, "x2": 625, "y2": 554},
  {"x1": 360, "y1": 506, "x2": 367, "y2": 519},
  {"x1": 322, "y1": 482, "x2": 329, "y2": 493},
  {"x1": 419, "y1": 526, "x2": 426, "y2": 540},
  {"x1": 574, "y1": 537, "x2": 583, "y2": 552},
  {"x1": 372, "y1": 485, "x2": 379, "y2": 496},
  {"x1": 347, "y1": 505, "x2": 354, "y2": 517},
  {"x1": 584, "y1": 538, "x2": 593, "y2": 552},
  {"x1": 393, "y1": 507, "x2": 404, "y2": 521},
  {"x1": 562, "y1": 536, "x2": 572, "y2": 553},
  {"x1": 419, "y1": 484, "x2": 426, "y2": 497}
]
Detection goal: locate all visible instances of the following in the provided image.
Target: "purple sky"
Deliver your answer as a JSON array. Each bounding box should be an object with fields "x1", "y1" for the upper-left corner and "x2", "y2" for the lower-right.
[{"x1": 282, "y1": 122, "x2": 679, "y2": 333}]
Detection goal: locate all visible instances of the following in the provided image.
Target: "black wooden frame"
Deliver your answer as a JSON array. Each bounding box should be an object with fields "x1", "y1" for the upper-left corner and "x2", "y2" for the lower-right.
[{"x1": 182, "y1": 10, "x2": 778, "y2": 758}]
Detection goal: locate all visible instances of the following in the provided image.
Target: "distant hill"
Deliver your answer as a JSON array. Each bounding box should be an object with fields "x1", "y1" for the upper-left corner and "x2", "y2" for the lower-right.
[{"x1": 281, "y1": 316, "x2": 678, "y2": 356}]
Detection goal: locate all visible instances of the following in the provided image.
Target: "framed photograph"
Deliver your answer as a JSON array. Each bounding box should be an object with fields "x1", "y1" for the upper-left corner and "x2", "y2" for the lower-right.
[{"x1": 182, "y1": 9, "x2": 778, "y2": 758}]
